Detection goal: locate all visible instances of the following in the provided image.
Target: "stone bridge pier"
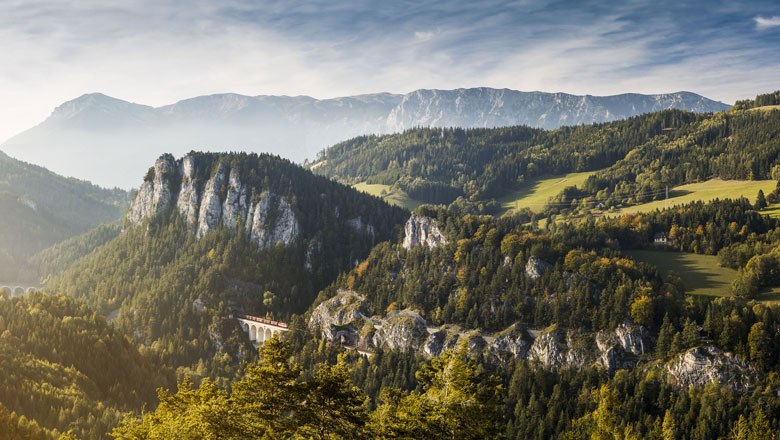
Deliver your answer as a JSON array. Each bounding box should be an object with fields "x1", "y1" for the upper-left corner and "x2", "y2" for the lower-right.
[{"x1": 235, "y1": 313, "x2": 289, "y2": 345}]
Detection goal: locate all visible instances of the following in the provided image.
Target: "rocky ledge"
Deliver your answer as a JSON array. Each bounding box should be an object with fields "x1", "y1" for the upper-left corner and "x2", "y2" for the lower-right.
[{"x1": 309, "y1": 290, "x2": 652, "y2": 374}]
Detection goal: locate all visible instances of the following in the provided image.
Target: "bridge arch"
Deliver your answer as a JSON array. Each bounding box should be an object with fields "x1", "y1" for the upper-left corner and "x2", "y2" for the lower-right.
[{"x1": 235, "y1": 313, "x2": 289, "y2": 347}]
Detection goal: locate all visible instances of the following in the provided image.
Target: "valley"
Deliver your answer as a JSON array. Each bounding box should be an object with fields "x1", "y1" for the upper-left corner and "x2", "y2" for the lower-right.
[{"x1": 0, "y1": 92, "x2": 779, "y2": 439}]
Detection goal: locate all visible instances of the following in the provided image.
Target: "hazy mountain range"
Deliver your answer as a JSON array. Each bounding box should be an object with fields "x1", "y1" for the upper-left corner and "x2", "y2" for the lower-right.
[{"x1": 1, "y1": 88, "x2": 729, "y2": 188}]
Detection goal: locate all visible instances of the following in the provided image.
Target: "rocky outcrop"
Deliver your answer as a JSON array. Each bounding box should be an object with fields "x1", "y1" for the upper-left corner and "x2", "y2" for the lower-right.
[
  {"x1": 248, "y1": 192, "x2": 300, "y2": 250},
  {"x1": 126, "y1": 153, "x2": 302, "y2": 250},
  {"x1": 127, "y1": 154, "x2": 177, "y2": 225},
  {"x1": 197, "y1": 161, "x2": 229, "y2": 238},
  {"x1": 527, "y1": 327, "x2": 596, "y2": 370},
  {"x1": 402, "y1": 213, "x2": 447, "y2": 249},
  {"x1": 667, "y1": 345, "x2": 754, "y2": 392},
  {"x1": 176, "y1": 155, "x2": 200, "y2": 228},
  {"x1": 372, "y1": 310, "x2": 429, "y2": 351},
  {"x1": 488, "y1": 325, "x2": 531, "y2": 360},
  {"x1": 309, "y1": 290, "x2": 372, "y2": 344},
  {"x1": 525, "y1": 256, "x2": 553, "y2": 280},
  {"x1": 596, "y1": 323, "x2": 650, "y2": 356},
  {"x1": 309, "y1": 292, "x2": 656, "y2": 374}
]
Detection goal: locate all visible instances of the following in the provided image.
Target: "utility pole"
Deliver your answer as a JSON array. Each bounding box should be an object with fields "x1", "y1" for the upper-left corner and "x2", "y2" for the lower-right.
[{"x1": 665, "y1": 185, "x2": 669, "y2": 208}]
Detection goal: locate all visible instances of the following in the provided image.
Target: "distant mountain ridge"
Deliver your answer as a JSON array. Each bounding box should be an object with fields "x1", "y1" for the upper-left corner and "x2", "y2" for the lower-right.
[{"x1": 2, "y1": 88, "x2": 729, "y2": 188}]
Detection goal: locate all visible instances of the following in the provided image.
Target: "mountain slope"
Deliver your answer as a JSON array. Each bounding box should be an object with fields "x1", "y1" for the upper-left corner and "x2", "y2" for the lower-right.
[
  {"x1": 47, "y1": 152, "x2": 408, "y2": 374},
  {"x1": 0, "y1": 151, "x2": 127, "y2": 281},
  {"x1": 0, "y1": 291, "x2": 170, "y2": 439},
  {"x1": 315, "y1": 104, "x2": 780, "y2": 214},
  {"x1": 2, "y1": 89, "x2": 728, "y2": 188}
]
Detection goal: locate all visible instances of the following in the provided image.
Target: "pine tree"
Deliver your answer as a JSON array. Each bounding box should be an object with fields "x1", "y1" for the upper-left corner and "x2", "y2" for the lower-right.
[
  {"x1": 755, "y1": 189, "x2": 768, "y2": 210},
  {"x1": 230, "y1": 335, "x2": 306, "y2": 437},
  {"x1": 662, "y1": 409, "x2": 676, "y2": 440}
]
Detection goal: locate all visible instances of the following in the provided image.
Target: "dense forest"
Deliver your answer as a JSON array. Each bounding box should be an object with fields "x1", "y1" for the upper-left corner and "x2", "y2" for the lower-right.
[
  {"x1": 314, "y1": 101, "x2": 780, "y2": 216},
  {"x1": 0, "y1": 291, "x2": 170, "y2": 439},
  {"x1": 289, "y1": 197, "x2": 780, "y2": 439},
  {"x1": 45, "y1": 152, "x2": 408, "y2": 383}
]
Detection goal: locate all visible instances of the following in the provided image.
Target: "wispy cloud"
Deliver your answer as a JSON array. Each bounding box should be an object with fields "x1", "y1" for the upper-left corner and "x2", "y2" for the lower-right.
[
  {"x1": 755, "y1": 16, "x2": 780, "y2": 29},
  {"x1": 1, "y1": 0, "x2": 779, "y2": 144}
]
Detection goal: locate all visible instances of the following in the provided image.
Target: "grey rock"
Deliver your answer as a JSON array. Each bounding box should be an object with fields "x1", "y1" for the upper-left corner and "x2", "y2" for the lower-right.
[
  {"x1": 197, "y1": 161, "x2": 229, "y2": 238},
  {"x1": 176, "y1": 155, "x2": 200, "y2": 229},
  {"x1": 489, "y1": 326, "x2": 531, "y2": 360},
  {"x1": 525, "y1": 256, "x2": 553, "y2": 280},
  {"x1": 248, "y1": 191, "x2": 300, "y2": 250},
  {"x1": 372, "y1": 309, "x2": 429, "y2": 351},
  {"x1": 125, "y1": 153, "x2": 301, "y2": 251},
  {"x1": 309, "y1": 290, "x2": 371, "y2": 342},
  {"x1": 126, "y1": 155, "x2": 177, "y2": 224},
  {"x1": 667, "y1": 345, "x2": 754, "y2": 393},
  {"x1": 402, "y1": 213, "x2": 447, "y2": 249},
  {"x1": 596, "y1": 323, "x2": 650, "y2": 356}
]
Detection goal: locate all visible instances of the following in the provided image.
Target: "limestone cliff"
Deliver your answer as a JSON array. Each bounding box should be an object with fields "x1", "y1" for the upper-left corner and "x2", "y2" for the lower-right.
[
  {"x1": 309, "y1": 290, "x2": 658, "y2": 376},
  {"x1": 402, "y1": 213, "x2": 447, "y2": 249},
  {"x1": 127, "y1": 153, "x2": 301, "y2": 250}
]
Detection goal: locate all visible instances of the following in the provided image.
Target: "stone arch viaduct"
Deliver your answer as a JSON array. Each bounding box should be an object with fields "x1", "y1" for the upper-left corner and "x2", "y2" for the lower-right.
[{"x1": 235, "y1": 313, "x2": 288, "y2": 345}]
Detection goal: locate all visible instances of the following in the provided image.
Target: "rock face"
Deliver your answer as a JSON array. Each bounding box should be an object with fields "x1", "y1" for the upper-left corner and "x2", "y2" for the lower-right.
[
  {"x1": 309, "y1": 290, "x2": 372, "y2": 344},
  {"x1": 595, "y1": 323, "x2": 650, "y2": 372},
  {"x1": 310, "y1": 291, "x2": 659, "y2": 375},
  {"x1": 127, "y1": 154, "x2": 177, "y2": 225},
  {"x1": 126, "y1": 153, "x2": 301, "y2": 250},
  {"x1": 402, "y1": 213, "x2": 447, "y2": 250},
  {"x1": 667, "y1": 345, "x2": 754, "y2": 392},
  {"x1": 372, "y1": 310, "x2": 429, "y2": 351},
  {"x1": 528, "y1": 327, "x2": 594, "y2": 370},
  {"x1": 525, "y1": 256, "x2": 553, "y2": 280},
  {"x1": 488, "y1": 326, "x2": 531, "y2": 360}
]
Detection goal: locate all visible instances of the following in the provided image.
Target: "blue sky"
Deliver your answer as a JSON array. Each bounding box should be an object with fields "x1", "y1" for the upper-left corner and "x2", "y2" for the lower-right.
[{"x1": 1, "y1": 0, "x2": 779, "y2": 141}]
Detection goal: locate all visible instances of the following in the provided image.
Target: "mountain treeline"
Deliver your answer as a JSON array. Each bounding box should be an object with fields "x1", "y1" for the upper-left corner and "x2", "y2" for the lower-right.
[
  {"x1": 733, "y1": 91, "x2": 780, "y2": 110},
  {"x1": 315, "y1": 95, "x2": 780, "y2": 216}
]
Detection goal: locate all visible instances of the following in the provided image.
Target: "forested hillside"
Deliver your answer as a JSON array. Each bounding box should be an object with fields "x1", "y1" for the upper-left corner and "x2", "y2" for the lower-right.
[
  {"x1": 0, "y1": 291, "x2": 171, "y2": 439},
  {"x1": 46, "y1": 152, "x2": 408, "y2": 379},
  {"x1": 0, "y1": 151, "x2": 127, "y2": 281},
  {"x1": 10, "y1": 96, "x2": 780, "y2": 439},
  {"x1": 314, "y1": 96, "x2": 780, "y2": 216},
  {"x1": 293, "y1": 197, "x2": 780, "y2": 438}
]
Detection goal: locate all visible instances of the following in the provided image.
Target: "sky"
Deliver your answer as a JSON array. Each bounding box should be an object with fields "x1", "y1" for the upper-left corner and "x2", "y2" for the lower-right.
[{"x1": 1, "y1": 0, "x2": 779, "y2": 143}]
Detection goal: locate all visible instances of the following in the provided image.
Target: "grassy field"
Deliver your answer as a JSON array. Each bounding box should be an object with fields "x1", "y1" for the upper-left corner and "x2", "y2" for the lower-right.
[
  {"x1": 626, "y1": 250, "x2": 780, "y2": 303},
  {"x1": 352, "y1": 183, "x2": 421, "y2": 211},
  {"x1": 498, "y1": 170, "x2": 598, "y2": 214},
  {"x1": 625, "y1": 250, "x2": 736, "y2": 297},
  {"x1": 608, "y1": 179, "x2": 776, "y2": 217},
  {"x1": 761, "y1": 203, "x2": 780, "y2": 218},
  {"x1": 749, "y1": 105, "x2": 780, "y2": 112}
]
